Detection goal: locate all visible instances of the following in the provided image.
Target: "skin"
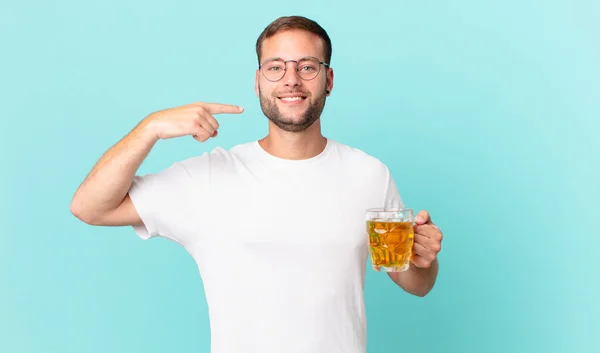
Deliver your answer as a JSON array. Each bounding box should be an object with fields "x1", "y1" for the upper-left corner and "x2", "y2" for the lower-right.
[
  {"x1": 70, "y1": 28, "x2": 442, "y2": 297},
  {"x1": 387, "y1": 210, "x2": 441, "y2": 297},
  {"x1": 254, "y1": 29, "x2": 333, "y2": 160}
]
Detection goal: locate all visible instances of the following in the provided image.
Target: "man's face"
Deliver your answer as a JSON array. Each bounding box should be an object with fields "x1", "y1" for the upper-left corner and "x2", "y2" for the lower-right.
[{"x1": 255, "y1": 29, "x2": 334, "y2": 132}]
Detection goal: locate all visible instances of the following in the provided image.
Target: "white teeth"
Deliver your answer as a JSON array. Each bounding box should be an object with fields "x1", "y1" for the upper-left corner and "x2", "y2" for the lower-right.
[{"x1": 280, "y1": 97, "x2": 303, "y2": 101}]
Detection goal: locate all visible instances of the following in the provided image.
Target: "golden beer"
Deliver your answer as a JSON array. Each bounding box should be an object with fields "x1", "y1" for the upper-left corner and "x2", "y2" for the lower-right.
[{"x1": 366, "y1": 208, "x2": 414, "y2": 272}]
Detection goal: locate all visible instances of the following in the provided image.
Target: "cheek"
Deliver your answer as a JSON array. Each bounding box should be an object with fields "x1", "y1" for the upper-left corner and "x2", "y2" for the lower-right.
[
  {"x1": 309, "y1": 79, "x2": 327, "y2": 93},
  {"x1": 258, "y1": 80, "x2": 278, "y2": 96}
]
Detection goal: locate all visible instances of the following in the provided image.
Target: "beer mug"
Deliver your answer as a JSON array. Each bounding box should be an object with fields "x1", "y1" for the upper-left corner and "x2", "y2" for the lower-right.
[{"x1": 365, "y1": 208, "x2": 415, "y2": 272}]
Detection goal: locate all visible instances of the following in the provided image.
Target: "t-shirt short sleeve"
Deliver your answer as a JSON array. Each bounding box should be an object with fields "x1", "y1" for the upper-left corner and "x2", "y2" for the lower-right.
[
  {"x1": 128, "y1": 160, "x2": 202, "y2": 248},
  {"x1": 383, "y1": 167, "x2": 404, "y2": 209}
]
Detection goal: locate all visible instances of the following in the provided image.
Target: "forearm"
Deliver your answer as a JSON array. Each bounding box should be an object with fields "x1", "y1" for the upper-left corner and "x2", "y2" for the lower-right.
[
  {"x1": 388, "y1": 258, "x2": 439, "y2": 297},
  {"x1": 70, "y1": 119, "x2": 158, "y2": 221}
]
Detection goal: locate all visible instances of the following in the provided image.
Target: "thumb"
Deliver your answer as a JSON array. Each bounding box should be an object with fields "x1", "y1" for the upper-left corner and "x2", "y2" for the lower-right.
[{"x1": 414, "y1": 210, "x2": 430, "y2": 225}]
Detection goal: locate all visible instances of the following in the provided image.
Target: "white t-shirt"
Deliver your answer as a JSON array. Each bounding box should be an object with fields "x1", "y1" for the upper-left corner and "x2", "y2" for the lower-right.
[{"x1": 128, "y1": 138, "x2": 403, "y2": 353}]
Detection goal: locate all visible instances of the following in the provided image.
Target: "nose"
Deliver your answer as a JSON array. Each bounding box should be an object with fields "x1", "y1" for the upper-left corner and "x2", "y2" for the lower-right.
[{"x1": 281, "y1": 61, "x2": 302, "y2": 88}]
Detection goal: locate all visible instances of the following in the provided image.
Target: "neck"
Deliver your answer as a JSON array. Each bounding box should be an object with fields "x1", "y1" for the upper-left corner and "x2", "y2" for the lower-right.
[{"x1": 258, "y1": 120, "x2": 327, "y2": 160}]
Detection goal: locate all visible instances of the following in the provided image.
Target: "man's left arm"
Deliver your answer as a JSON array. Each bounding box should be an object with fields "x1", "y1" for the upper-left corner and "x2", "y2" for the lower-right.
[{"x1": 388, "y1": 210, "x2": 443, "y2": 297}]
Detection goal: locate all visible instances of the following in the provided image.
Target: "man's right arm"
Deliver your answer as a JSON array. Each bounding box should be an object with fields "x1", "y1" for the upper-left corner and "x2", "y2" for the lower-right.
[
  {"x1": 70, "y1": 102, "x2": 244, "y2": 226},
  {"x1": 70, "y1": 118, "x2": 158, "y2": 226}
]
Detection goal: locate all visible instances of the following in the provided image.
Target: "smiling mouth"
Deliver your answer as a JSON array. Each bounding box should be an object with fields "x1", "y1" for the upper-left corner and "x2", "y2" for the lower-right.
[{"x1": 278, "y1": 96, "x2": 307, "y2": 102}]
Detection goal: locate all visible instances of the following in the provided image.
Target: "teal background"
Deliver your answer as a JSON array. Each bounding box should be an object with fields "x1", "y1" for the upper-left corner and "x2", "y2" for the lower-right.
[{"x1": 1, "y1": 0, "x2": 598, "y2": 352}]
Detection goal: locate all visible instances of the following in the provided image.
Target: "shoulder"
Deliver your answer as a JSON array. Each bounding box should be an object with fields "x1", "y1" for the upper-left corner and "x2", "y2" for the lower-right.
[
  {"x1": 176, "y1": 141, "x2": 256, "y2": 172},
  {"x1": 331, "y1": 140, "x2": 391, "y2": 176}
]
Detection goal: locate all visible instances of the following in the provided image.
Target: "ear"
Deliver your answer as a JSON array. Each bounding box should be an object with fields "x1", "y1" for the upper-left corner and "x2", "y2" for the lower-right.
[
  {"x1": 255, "y1": 69, "x2": 260, "y2": 97},
  {"x1": 326, "y1": 67, "x2": 334, "y2": 96}
]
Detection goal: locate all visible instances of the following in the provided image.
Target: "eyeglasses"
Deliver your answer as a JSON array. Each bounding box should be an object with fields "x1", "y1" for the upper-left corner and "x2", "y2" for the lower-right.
[{"x1": 259, "y1": 56, "x2": 330, "y2": 82}]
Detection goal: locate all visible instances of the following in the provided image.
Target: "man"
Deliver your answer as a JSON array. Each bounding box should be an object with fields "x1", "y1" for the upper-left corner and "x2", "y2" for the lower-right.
[{"x1": 71, "y1": 15, "x2": 442, "y2": 353}]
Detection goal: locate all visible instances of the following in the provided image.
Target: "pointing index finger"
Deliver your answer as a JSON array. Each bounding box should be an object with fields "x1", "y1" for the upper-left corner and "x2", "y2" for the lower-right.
[{"x1": 203, "y1": 103, "x2": 244, "y2": 115}]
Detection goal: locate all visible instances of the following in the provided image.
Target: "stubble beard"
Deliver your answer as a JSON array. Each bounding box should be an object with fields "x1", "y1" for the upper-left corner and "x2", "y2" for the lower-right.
[{"x1": 258, "y1": 87, "x2": 327, "y2": 132}]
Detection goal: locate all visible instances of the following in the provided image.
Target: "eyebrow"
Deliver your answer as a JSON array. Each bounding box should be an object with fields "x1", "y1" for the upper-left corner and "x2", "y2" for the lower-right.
[
  {"x1": 262, "y1": 57, "x2": 283, "y2": 62},
  {"x1": 261, "y1": 56, "x2": 323, "y2": 63}
]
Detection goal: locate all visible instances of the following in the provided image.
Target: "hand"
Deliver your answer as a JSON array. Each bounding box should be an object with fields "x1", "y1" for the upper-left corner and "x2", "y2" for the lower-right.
[
  {"x1": 411, "y1": 210, "x2": 443, "y2": 268},
  {"x1": 144, "y1": 102, "x2": 244, "y2": 143}
]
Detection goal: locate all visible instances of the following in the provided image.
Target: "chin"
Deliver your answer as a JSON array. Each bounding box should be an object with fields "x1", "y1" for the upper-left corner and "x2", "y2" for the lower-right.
[
  {"x1": 276, "y1": 117, "x2": 309, "y2": 126},
  {"x1": 259, "y1": 92, "x2": 324, "y2": 132}
]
